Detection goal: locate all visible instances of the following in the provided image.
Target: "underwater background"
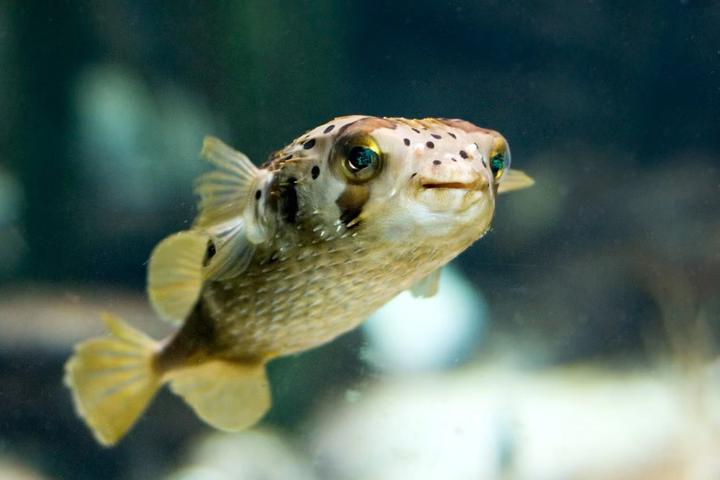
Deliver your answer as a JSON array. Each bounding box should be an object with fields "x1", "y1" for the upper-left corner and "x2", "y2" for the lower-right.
[{"x1": 1, "y1": 1, "x2": 719, "y2": 479}]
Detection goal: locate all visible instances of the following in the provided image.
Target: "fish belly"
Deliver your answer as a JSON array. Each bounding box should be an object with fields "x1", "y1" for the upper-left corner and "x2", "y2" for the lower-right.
[{"x1": 202, "y1": 240, "x2": 452, "y2": 359}]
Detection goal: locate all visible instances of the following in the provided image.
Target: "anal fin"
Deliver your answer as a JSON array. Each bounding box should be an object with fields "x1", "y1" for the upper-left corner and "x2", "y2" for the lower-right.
[
  {"x1": 168, "y1": 360, "x2": 270, "y2": 431},
  {"x1": 410, "y1": 268, "x2": 442, "y2": 298}
]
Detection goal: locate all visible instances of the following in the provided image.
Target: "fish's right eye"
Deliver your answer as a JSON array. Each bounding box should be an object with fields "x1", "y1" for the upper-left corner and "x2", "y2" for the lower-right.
[
  {"x1": 347, "y1": 146, "x2": 379, "y2": 173},
  {"x1": 337, "y1": 136, "x2": 383, "y2": 183}
]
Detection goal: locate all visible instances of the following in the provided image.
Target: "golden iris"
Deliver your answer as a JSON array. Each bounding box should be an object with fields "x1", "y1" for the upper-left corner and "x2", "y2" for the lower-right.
[{"x1": 338, "y1": 136, "x2": 382, "y2": 183}]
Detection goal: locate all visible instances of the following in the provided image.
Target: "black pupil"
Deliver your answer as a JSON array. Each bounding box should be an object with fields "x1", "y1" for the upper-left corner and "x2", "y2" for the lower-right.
[
  {"x1": 348, "y1": 146, "x2": 377, "y2": 171},
  {"x1": 491, "y1": 153, "x2": 505, "y2": 174}
]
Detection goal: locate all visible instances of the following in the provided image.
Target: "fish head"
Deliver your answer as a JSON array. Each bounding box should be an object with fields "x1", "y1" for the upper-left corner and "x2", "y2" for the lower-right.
[
  {"x1": 271, "y1": 116, "x2": 525, "y2": 243},
  {"x1": 373, "y1": 118, "x2": 511, "y2": 239}
]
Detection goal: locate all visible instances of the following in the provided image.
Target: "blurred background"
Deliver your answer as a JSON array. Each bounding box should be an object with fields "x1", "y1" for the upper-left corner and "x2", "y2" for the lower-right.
[{"x1": 1, "y1": 1, "x2": 719, "y2": 479}]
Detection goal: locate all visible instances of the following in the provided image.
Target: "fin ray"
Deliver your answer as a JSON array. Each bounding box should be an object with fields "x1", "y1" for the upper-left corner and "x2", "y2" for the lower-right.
[
  {"x1": 202, "y1": 220, "x2": 256, "y2": 280},
  {"x1": 410, "y1": 268, "x2": 442, "y2": 298},
  {"x1": 195, "y1": 136, "x2": 259, "y2": 227},
  {"x1": 201, "y1": 136, "x2": 258, "y2": 179},
  {"x1": 169, "y1": 360, "x2": 270, "y2": 432},
  {"x1": 194, "y1": 136, "x2": 272, "y2": 281},
  {"x1": 498, "y1": 169, "x2": 534, "y2": 194},
  {"x1": 64, "y1": 313, "x2": 161, "y2": 446},
  {"x1": 147, "y1": 231, "x2": 209, "y2": 324}
]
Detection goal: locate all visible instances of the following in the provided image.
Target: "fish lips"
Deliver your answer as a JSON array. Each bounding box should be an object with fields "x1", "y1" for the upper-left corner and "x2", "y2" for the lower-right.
[
  {"x1": 419, "y1": 179, "x2": 487, "y2": 191},
  {"x1": 413, "y1": 176, "x2": 489, "y2": 212}
]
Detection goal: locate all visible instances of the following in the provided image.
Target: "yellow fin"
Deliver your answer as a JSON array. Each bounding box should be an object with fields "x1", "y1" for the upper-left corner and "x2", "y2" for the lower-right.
[
  {"x1": 195, "y1": 136, "x2": 260, "y2": 227},
  {"x1": 410, "y1": 268, "x2": 442, "y2": 298},
  {"x1": 64, "y1": 313, "x2": 161, "y2": 446},
  {"x1": 147, "y1": 230, "x2": 209, "y2": 324},
  {"x1": 194, "y1": 136, "x2": 273, "y2": 281},
  {"x1": 201, "y1": 218, "x2": 258, "y2": 281},
  {"x1": 498, "y1": 169, "x2": 535, "y2": 194},
  {"x1": 169, "y1": 360, "x2": 270, "y2": 432}
]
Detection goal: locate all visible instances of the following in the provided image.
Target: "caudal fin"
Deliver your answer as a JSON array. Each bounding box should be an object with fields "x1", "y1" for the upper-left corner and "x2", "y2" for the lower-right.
[
  {"x1": 64, "y1": 313, "x2": 161, "y2": 446},
  {"x1": 169, "y1": 359, "x2": 270, "y2": 432}
]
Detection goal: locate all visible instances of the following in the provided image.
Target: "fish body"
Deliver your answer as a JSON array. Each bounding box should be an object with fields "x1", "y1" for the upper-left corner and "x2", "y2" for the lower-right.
[{"x1": 65, "y1": 115, "x2": 534, "y2": 445}]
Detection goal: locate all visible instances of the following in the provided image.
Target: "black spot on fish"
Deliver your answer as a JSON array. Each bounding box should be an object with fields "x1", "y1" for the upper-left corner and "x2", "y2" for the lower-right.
[
  {"x1": 411, "y1": 172, "x2": 418, "y2": 178},
  {"x1": 311, "y1": 165, "x2": 320, "y2": 179},
  {"x1": 281, "y1": 177, "x2": 299, "y2": 224},
  {"x1": 303, "y1": 138, "x2": 316, "y2": 149},
  {"x1": 426, "y1": 141, "x2": 435, "y2": 149},
  {"x1": 323, "y1": 124, "x2": 335, "y2": 134},
  {"x1": 284, "y1": 154, "x2": 293, "y2": 160},
  {"x1": 459, "y1": 150, "x2": 468, "y2": 159},
  {"x1": 431, "y1": 133, "x2": 441, "y2": 139},
  {"x1": 255, "y1": 190, "x2": 262, "y2": 200},
  {"x1": 412, "y1": 128, "x2": 421, "y2": 134},
  {"x1": 403, "y1": 138, "x2": 410, "y2": 146},
  {"x1": 448, "y1": 132, "x2": 457, "y2": 139},
  {"x1": 451, "y1": 157, "x2": 458, "y2": 162},
  {"x1": 203, "y1": 240, "x2": 216, "y2": 267},
  {"x1": 433, "y1": 160, "x2": 441, "y2": 165}
]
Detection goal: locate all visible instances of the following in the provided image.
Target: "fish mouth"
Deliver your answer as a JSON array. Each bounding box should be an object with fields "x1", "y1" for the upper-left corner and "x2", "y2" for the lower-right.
[{"x1": 420, "y1": 179, "x2": 486, "y2": 191}]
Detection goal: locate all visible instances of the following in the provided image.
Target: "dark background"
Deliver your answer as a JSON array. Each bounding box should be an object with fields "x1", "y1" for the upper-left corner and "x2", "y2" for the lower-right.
[{"x1": 0, "y1": 1, "x2": 719, "y2": 479}]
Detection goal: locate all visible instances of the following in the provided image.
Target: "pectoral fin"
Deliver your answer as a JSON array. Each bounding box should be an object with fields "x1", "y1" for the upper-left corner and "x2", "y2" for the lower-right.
[
  {"x1": 410, "y1": 268, "x2": 442, "y2": 298},
  {"x1": 169, "y1": 360, "x2": 271, "y2": 432},
  {"x1": 498, "y1": 169, "x2": 534, "y2": 194},
  {"x1": 195, "y1": 136, "x2": 260, "y2": 226},
  {"x1": 147, "y1": 231, "x2": 209, "y2": 324},
  {"x1": 200, "y1": 219, "x2": 257, "y2": 281},
  {"x1": 194, "y1": 136, "x2": 272, "y2": 280}
]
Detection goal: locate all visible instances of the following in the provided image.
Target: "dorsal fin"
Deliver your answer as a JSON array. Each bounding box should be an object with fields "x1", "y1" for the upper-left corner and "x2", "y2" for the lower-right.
[
  {"x1": 147, "y1": 231, "x2": 209, "y2": 324},
  {"x1": 194, "y1": 136, "x2": 273, "y2": 280}
]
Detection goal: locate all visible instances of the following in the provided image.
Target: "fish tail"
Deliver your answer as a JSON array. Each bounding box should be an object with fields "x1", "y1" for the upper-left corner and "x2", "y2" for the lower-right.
[
  {"x1": 64, "y1": 313, "x2": 162, "y2": 446},
  {"x1": 168, "y1": 358, "x2": 271, "y2": 433}
]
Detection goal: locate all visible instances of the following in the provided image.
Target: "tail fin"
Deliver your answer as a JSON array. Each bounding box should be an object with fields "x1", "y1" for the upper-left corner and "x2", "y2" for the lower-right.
[
  {"x1": 169, "y1": 360, "x2": 270, "y2": 432},
  {"x1": 64, "y1": 313, "x2": 161, "y2": 446}
]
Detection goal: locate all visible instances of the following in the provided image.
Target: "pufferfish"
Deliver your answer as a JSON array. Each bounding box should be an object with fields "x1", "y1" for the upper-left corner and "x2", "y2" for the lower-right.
[{"x1": 64, "y1": 115, "x2": 533, "y2": 446}]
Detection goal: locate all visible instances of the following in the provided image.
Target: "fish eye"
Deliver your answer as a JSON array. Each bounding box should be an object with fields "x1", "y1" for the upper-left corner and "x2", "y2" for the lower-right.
[
  {"x1": 338, "y1": 136, "x2": 382, "y2": 183},
  {"x1": 347, "y1": 146, "x2": 378, "y2": 172},
  {"x1": 489, "y1": 141, "x2": 511, "y2": 181}
]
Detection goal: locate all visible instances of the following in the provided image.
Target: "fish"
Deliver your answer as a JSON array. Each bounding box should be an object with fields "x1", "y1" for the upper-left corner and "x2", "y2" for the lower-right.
[{"x1": 64, "y1": 115, "x2": 534, "y2": 446}]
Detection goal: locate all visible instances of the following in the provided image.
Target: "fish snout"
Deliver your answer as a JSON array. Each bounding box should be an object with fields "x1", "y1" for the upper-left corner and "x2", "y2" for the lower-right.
[{"x1": 414, "y1": 159, "x2": 489, "y2": 192}]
